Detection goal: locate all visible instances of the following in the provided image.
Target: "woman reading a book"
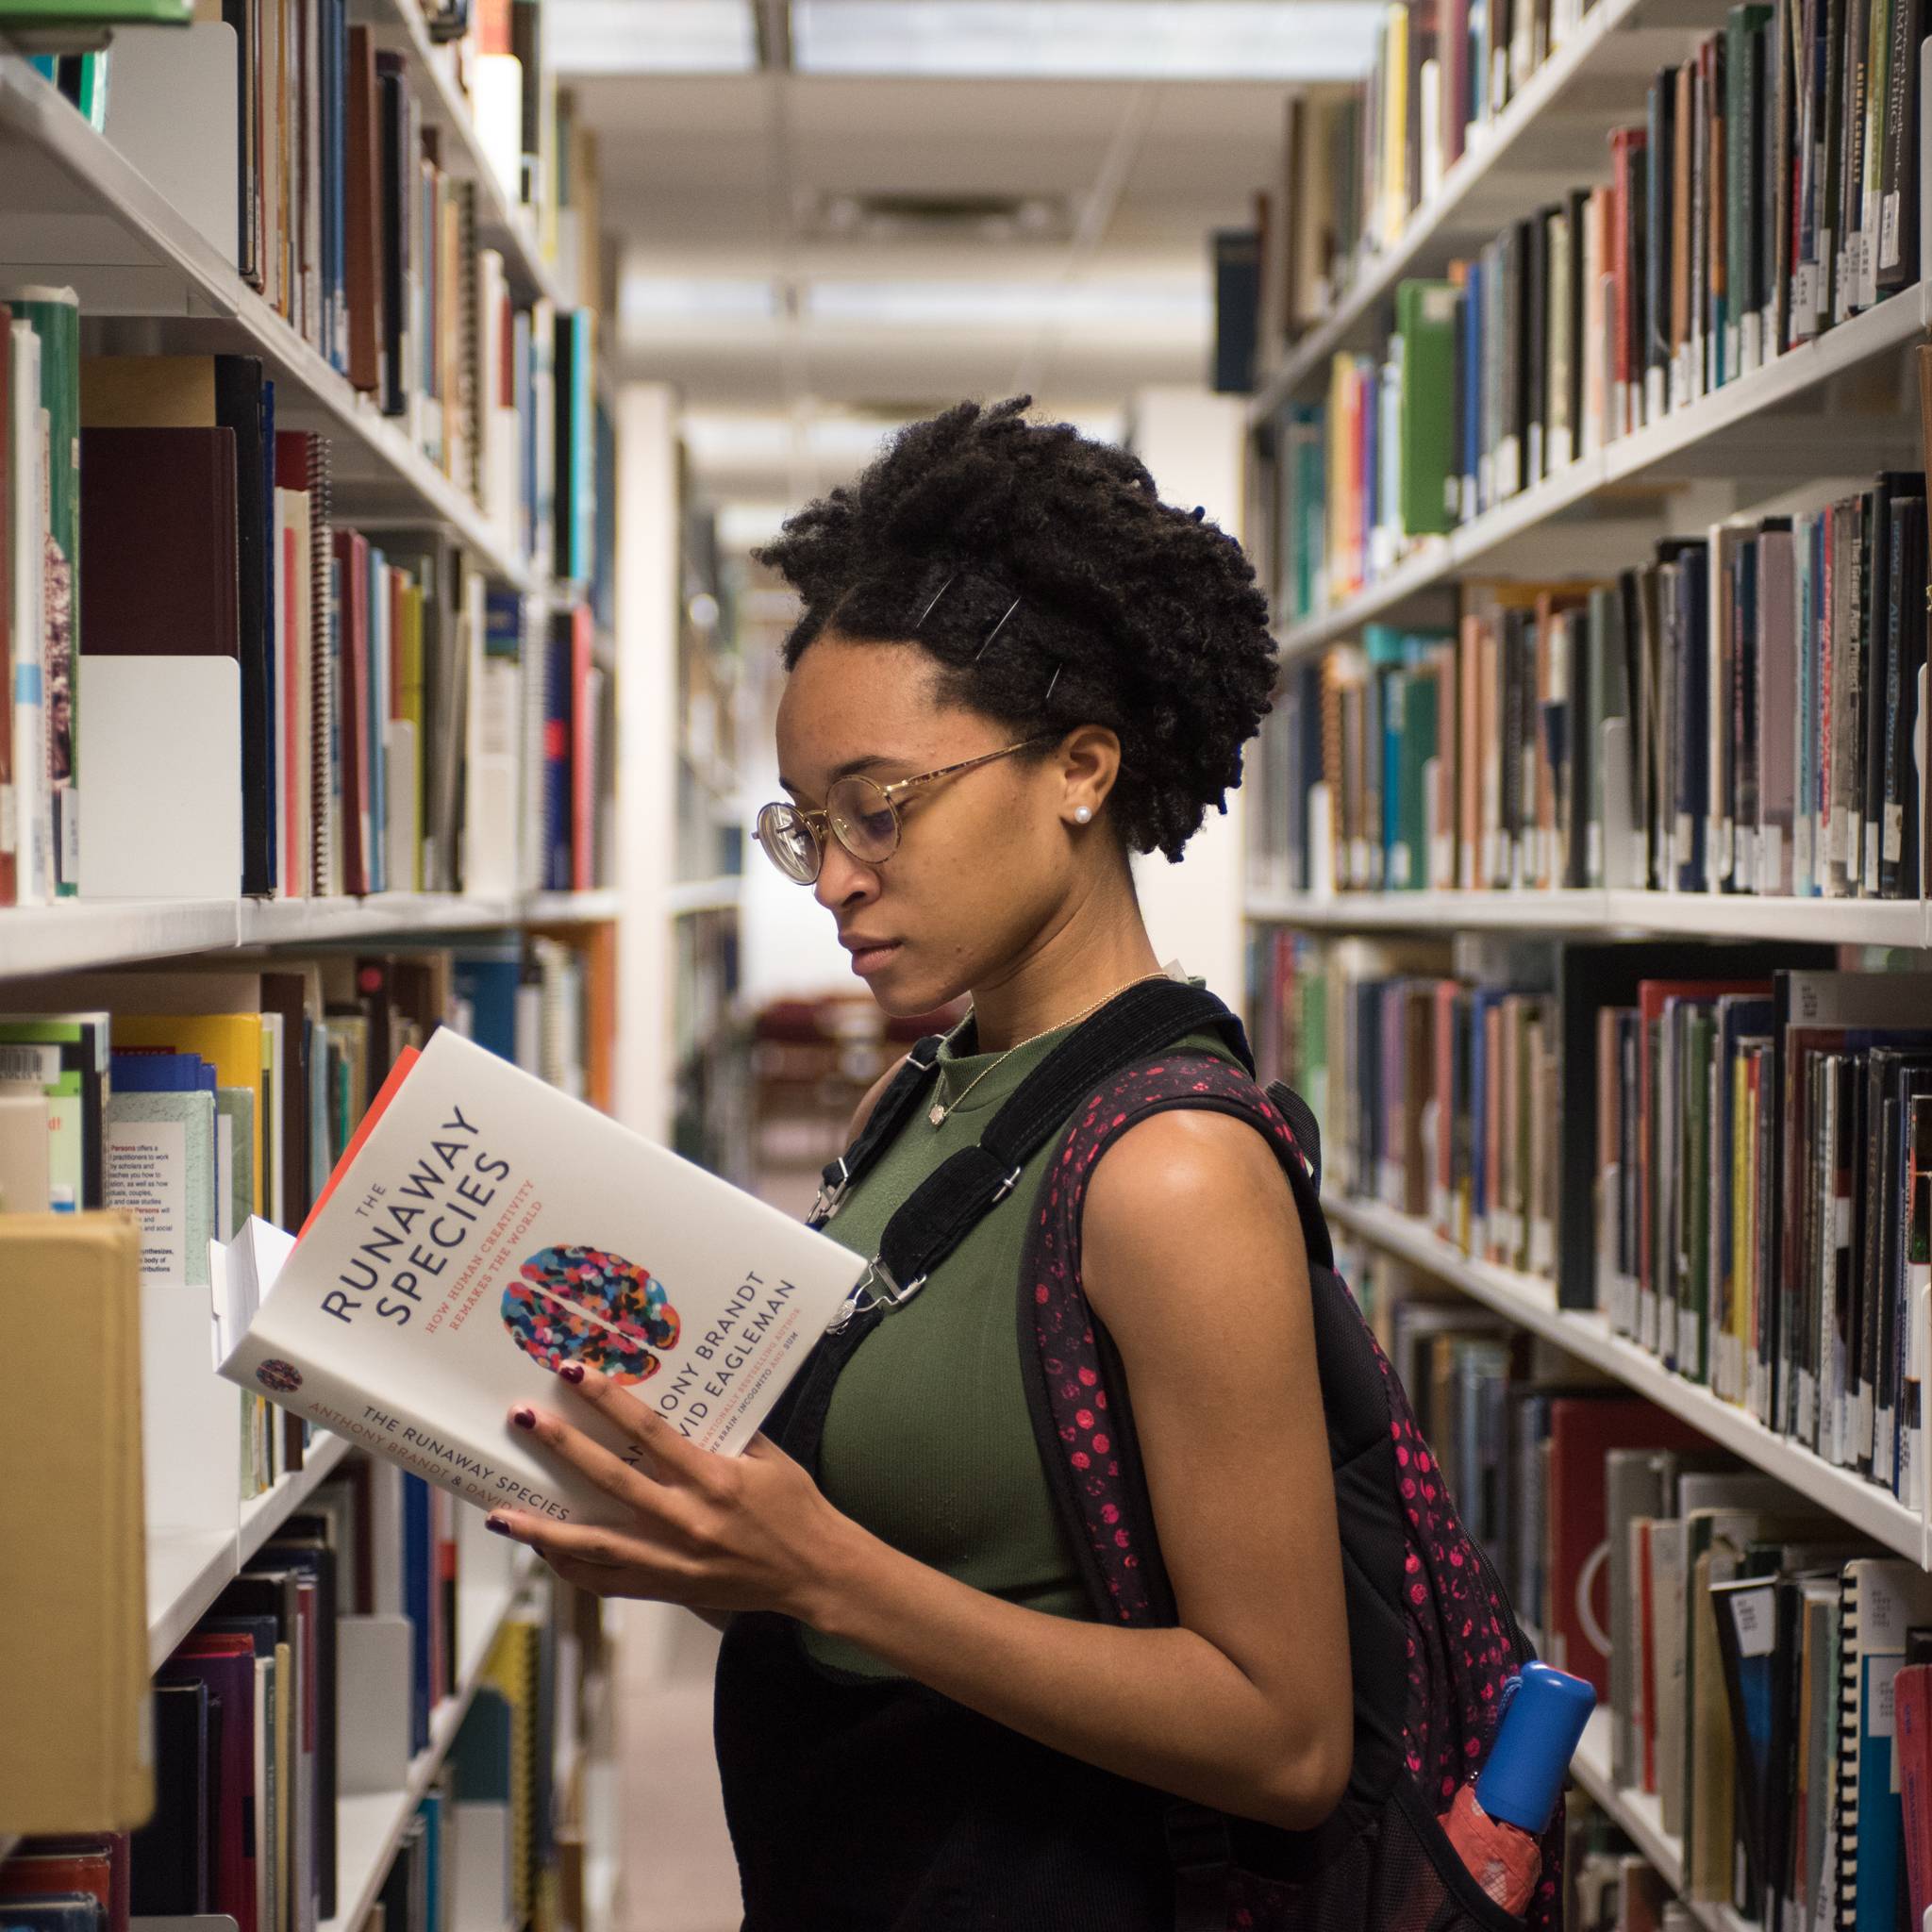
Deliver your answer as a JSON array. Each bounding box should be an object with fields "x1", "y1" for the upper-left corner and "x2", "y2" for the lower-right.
[{"x1": 491, "y1": 400, "x2": 1356, "y2": 1926}]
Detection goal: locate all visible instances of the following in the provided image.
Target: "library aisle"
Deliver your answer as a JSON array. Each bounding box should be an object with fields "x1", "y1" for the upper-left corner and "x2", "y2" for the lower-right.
[{"x1": 8, "y1": 0, "x2": 1932, "y2": 1929}]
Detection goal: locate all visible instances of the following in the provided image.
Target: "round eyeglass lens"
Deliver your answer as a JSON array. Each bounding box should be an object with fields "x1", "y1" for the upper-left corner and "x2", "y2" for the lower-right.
[
  {"x1": 826, "y1": 776, "x2": 900, "y2": 863},
  {"x1": 757, "y1": 803, "x2": 821, "y2": 883}
]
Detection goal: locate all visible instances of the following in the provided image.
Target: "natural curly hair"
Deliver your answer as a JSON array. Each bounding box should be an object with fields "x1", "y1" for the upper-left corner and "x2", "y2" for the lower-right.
[{"x1": 755, "y1": 396, "x2": 1275, "y2": 861}]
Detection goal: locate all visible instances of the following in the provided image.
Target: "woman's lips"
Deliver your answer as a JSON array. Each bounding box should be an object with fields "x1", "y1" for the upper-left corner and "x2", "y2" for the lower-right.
[{"x1": 845, "y1": 941, "x2": 902, "y2": 977}]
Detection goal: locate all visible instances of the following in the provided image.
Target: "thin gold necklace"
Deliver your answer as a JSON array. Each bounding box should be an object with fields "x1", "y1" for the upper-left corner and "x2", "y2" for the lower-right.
[{"x1": 927, "y1": 971, "x2": 1171, "y2": 1129}]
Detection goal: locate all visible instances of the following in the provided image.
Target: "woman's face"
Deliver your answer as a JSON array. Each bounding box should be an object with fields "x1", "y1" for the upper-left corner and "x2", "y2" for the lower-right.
[{"x1": 773, "y1": 635, "x2": 1085, "y2": 1015}]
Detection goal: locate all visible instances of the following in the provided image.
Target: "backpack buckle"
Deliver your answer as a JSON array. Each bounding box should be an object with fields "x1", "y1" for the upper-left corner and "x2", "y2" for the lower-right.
[
  {"x1": 990, "y1": 1163, "x2": 1024, "y2": 1205},
  {"x1": 824, "y1": 1256, "x2": 929, "y2": 1333},
  {"x1": 810, "y1": 1156, "x2": 852, "y2": 1225}
]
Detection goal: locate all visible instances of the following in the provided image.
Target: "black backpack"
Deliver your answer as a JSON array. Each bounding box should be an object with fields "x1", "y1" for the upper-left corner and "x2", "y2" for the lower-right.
[{"x1": 766, "y1": 979, "x2": 1557, "y2": 1931}]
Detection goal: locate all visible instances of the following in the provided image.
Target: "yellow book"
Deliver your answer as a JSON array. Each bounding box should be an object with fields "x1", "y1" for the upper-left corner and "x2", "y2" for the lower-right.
[
  {"x1": 1382, "y1": 2, "x2": 1409, "y2": 246},
  {"x1": 0, "y1": 1213, "x2": 150, "y2": 1832},
  {"x1": 112, "y1": 1012, "x2": 269, "y2": 1217},
  {"x1": 482, "y1": 1618, "x2": 541, "y2": 1923}
]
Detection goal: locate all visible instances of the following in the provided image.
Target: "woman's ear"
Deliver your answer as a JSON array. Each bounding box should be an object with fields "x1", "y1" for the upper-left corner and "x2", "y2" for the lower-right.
[{"x1": 1058, "y1": 725, "x2": 1122, "y2": 825}]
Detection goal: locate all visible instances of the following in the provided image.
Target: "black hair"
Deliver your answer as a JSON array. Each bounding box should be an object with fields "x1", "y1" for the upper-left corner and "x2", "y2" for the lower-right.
[{"x1": 755, "y1": 396, "x2": 1275, "y2": 862}]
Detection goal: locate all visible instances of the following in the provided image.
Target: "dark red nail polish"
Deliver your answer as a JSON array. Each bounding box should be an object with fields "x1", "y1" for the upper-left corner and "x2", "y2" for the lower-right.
[
  {"x1": 486, "y1": 1516, "x2": 511, "y2": 1536},
  {"x1": 558, "y1": 1362, "x2": 585, "y2": 1385},
  {"x1": 512, "y1": 1406, "x2": 537, "y2": 1429}
]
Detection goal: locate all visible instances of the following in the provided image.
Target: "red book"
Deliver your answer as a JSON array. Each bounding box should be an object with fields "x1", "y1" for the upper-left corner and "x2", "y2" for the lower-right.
[
  {"x1": 160, "y1": 1634, "x2": 258, "y2": 1932},
  {"x1": 0, "y1": 1840, "x2": 123, "y2": 1932},
  {"x1": 1900, "y1": 1663, "x2": 1932, "y2": 1924},
  {"x1": 1544, "y1": 1394, "x2": 1708, "y2": 1699},
  {"x1": 331, "y1": 529, "x2": 371, "y2": 895}
]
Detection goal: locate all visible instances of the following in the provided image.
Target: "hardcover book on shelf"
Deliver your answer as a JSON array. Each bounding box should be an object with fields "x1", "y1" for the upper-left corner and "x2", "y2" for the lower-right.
[{"x1": 212, "y1": 1027, "x2": 867, "y2": 1525}]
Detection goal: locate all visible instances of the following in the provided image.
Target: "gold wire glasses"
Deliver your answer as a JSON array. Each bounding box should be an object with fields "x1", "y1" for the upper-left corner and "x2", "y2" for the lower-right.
[{"x1": 757, "y1": 737, "x2": 1056, "y2": 885}]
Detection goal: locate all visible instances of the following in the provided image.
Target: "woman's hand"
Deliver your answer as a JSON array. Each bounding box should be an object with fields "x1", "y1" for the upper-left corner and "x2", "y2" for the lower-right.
[{"x1": 489, "y1": 1364, "x2": 859, "y2": 1620}]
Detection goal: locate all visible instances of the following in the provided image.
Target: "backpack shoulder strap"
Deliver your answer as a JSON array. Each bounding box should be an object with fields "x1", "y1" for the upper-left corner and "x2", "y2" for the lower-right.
[
  {"x1": 860, "y1": 980, "x2": 1253, "y2": 1319},
  {"x1": 808, "y1": 1032, "x2": 945, "y2": 1227}
]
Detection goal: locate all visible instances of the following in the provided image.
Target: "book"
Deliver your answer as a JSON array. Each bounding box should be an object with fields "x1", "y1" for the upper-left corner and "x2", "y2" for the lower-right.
[
  {"x1": 212, "y1": 1027, "x2": 866, "y2": 1525},
  {"x1": 0, "y1": 1215, "x2": 149, "y2": 1835}
]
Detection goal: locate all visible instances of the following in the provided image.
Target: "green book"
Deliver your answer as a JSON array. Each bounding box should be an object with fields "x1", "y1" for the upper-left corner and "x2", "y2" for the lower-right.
[
  {"x1": 0, "y1": 287, "x2": 80, "y2": 892},
  {"x1": 0, "y1": 0, "x2": 187, "y2": 24},
  {"x1": 0, "y1": 1012, "x2": 108, "y2": 1209},
  {"x1": 1394, "y1": 665, "x2": 1439, "y2": 891},
  {"x1": 1396, "y1": 279, "x2": 1458, "y2": 536},
  {"x1": 214, "y1": 1085, "x2": 256, "y2": 1245}
]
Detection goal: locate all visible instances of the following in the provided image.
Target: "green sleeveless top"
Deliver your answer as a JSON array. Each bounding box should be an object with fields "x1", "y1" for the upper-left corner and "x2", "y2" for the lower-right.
[{"x1": 808, "y1": 1016, "x2": 1233, "y2": 1677}]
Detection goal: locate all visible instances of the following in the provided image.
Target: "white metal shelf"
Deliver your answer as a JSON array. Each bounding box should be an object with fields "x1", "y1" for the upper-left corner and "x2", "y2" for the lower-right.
[
  {"x1": 524, "y1": 887, "x2": 620, "y2": 924},
  {"x1": 353, "y1": 0, "x2": 564, "y2": 311},
  {"x1": 1244, "y1": 887, "x2": 1929, "y2": 947},
  {"x1": 1249, "y1": 0, "x2": 1753, "y2": 416},
  {"x1": 0, "y1": 890, "x2": 628, "y2": 976},
  {"x1": 1569, "y1": 1707, "x2": 1752, "y2": 1931},
  {"x1": 319, "y1": 1551, "x2": 541, "y2": 1932},
  {"x1": 1324, "y1": 1195, "x2": 1930, "y2": 1565},
  {"x1": 149, "y1": 1430, "x2": 353, "y2": 1672},
  {"x1": 0, "y1": 54, "x2": 534, "y2": 589},
  {"x1": 1274, "y1": 281, "x2": 1925, "y2": 658},
  {"x1": 666, "y1": 874, "x2": 742, "y2": 918}
]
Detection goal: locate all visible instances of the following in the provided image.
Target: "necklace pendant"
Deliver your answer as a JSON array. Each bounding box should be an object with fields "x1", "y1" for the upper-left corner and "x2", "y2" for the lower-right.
[{"x1": 927, "y1": 1102, "x2": 948, "y2": 1127}]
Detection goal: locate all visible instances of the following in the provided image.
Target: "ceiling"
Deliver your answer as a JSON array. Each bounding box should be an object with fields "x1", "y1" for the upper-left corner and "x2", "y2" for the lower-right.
[{"x1": 559, "y1": 47, "x2": 1329, "y2": 514}]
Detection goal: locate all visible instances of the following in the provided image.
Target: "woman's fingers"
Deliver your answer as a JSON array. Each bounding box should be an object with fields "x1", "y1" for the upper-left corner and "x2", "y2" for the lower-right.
[
  {"x1": 508, "y1": 1397, "x2": 675, "y2": 1515},
  {"x1": 554, "y1": 1362, "x2": 725, "y2": 1491}
]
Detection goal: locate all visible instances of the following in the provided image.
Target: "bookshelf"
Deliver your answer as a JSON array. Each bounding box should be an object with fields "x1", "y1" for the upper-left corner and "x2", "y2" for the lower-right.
[
  {"x1": 0, "y1": 5, "x2": 643, "y2": 1922},
  {"x1": 1245, "y1": 8, "x2": 1932, "y2": 1919},
  {"x1": 1245, "y1": 886, "x2": 1932, "y2": 946},
  {"x1": 321, "y1": 1544, "x2": 543, "y2": 1932},
  {"x1": 1273, "y1": 275, "x2": 1927, "y2": 657},
  {"x1": 1326, "y1": 1194, "x2": 1931, "y2": 1563},
  {"x1": 0, "y1": 56, "x2": 537, "y2": 589}
]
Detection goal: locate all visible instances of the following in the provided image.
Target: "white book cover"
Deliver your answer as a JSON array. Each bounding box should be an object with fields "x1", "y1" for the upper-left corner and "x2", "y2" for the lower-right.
[{"x1": 212, "y1": 1028, "x2": 867, "y2": 1524}]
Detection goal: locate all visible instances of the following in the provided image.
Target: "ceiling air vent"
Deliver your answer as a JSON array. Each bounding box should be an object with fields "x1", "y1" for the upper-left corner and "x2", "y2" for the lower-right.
[{"x1": 795, "y1": 190, "x2": 1073, "y2": 243}]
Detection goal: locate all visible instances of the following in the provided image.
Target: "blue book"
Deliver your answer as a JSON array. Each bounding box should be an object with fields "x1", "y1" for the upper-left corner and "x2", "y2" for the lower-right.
[
  {"x1": 402, "y1": 1473, "x2": 432, "y2": 1754},
  {"x1": 450, "y1": 1686, "x2": 513, "y2": 1801},
  {"x1": 452, "y1": 943, "x2": 525, "y2": 1063},
  {"x1": 111, "y1": 1051, "x2": 215, "y2": 1093}
]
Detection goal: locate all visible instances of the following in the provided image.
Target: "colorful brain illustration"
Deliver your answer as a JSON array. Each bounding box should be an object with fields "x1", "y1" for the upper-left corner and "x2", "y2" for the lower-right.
[
  {"x1": 501, "y1": 1244, "x2": 680, "y2": 1385},
  {"x1": 256, "y1": 1358, "x2": 304, "y2": 1393}
]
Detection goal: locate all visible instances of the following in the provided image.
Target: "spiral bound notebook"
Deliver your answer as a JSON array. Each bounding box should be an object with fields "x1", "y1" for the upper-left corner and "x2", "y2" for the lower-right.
[{"x1": 209, "y1": 1027, "x2": 866, "y2": 1527}]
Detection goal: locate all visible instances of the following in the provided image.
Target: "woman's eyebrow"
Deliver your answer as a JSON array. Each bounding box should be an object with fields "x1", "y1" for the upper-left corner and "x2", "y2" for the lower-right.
[{"x1": 777, "y1": 753, "x2": 900, "y2": 794}]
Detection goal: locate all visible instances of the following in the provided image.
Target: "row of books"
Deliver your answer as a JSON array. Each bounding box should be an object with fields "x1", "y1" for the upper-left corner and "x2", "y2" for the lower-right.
[
  {"x1": 1252, "y1": 487, "x2": 1931, "y2": 904},
  {"x1": 1254, "y1": 933, "x2": 1932, "y2": 1512},
  {"x1": 1251, "y1": 8, "x2": 1927, "y2": 622},
  {"x1": 0, "y1": 1453, "x2": 590, "y2": 1932},
  {"x1": 0, "y1": 321, "x2": 608, "y2": 905},
  {"x1": 1256, "y1": 0, "x2": 1608, "y2": 360},
  {"x1": 0, "y1": 931, "x2": 608, "y2": 1488},
  {"x1": 1372, "y1": 1288, "x2": 1932, "y2": 1929}
]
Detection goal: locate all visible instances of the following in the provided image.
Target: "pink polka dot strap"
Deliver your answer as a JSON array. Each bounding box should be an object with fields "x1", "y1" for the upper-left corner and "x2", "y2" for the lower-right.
[{"x1": 1018, "y1": 1053, "x2": 1562, "y2": 1932}]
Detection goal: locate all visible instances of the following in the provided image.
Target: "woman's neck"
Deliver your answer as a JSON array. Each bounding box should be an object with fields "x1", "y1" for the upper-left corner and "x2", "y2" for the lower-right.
[{"x1": 964, "y1": 890, "x2": 1163, "y2": 1054}]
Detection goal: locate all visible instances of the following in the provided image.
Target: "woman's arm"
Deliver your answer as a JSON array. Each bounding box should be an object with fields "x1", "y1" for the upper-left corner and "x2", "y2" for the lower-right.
[{"x1": 491, "y1": 1108, "x2": 1351, "y2": 1832}]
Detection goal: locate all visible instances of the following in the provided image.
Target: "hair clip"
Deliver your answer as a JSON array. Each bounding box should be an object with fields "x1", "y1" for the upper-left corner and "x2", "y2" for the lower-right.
[
  {"x1": 914, "y1": 572, "x2": 958, "y2": 630},
  {"x1": 1191, "y1": 506, "x2": 1207, "y2": 522},
  {"x1": 974, "y1": 596, "x2": 1022, "y2": 661},
  {"x1": 1042, "y1": 661, "x2": 1062, "y2": 705}
]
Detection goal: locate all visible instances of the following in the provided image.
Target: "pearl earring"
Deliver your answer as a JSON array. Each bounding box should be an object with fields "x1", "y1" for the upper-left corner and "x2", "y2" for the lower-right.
[{"x1": 1074, "y1": 807, "x2": 1092, "y2": 824}]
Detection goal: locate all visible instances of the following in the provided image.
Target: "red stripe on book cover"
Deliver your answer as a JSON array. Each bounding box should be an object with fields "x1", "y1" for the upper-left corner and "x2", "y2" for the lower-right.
[{"x1": 296, "y1": 1043, "x2": 420, "y2": 1241}]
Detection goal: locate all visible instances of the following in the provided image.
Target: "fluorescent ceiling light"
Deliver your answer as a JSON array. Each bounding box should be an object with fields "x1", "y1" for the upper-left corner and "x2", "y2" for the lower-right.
[
  {"x1": 682, "y1": 414, "x2": 796, "y2": 462},
  {"x1": 792, "y1": 1, "x2": 1383, "y2": 79},
  {"x1": 717, "y1": 504, "x2": 796, "y2": 551},
  {"x1": 620, "y1": 276, "x2": 780, "y2": 326},
  {"x1": 803, "y1": 276, "x2": 1208, "y2": 328},
  {"x1": 550, "y1": 0, "x2": 756, "y2": 75}
]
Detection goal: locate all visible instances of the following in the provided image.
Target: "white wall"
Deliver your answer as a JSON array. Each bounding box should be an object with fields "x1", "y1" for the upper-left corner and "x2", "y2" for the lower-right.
[{"x1": 1124, "y1": 385, "x2": 1251, "y2": 1011}]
